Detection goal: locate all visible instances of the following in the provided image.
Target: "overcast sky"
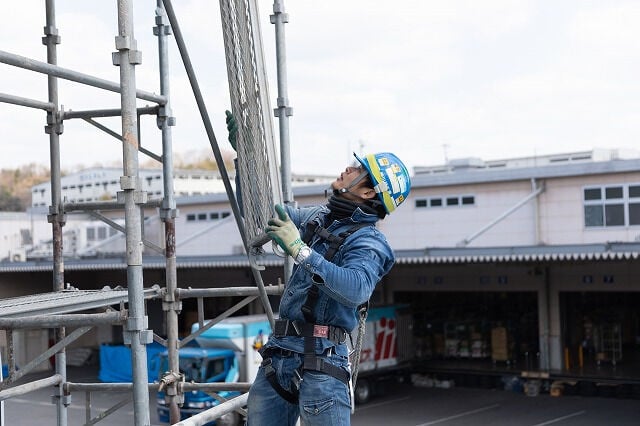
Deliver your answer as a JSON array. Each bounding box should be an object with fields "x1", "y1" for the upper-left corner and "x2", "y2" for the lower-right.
[{"x1": 1, "y1": 0, "x2": 640, "y2": 176}]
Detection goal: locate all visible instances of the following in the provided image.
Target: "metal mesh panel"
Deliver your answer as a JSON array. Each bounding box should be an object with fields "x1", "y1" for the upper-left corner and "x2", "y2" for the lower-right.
[{"x1": 220, "y1": 0, "x2": 282, "y2": 243}]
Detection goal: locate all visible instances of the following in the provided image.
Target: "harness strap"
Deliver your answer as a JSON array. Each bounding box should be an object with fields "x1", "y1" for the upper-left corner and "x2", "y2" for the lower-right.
[
  {"x1": 273, "y1": 319, "x2": 347, "y2": 345},
  {"x1": 300, "y1": 221, "x2": 370, "y2": 322},
  {"x1": 301, "y1": 285, "x2": 319, "y2": 323},
  {"x1": 261, "y1": 217, "x2": 372, "y2": 404},
  {"x1": 261, "y1": 356, "x2": 298, "y2": 404},
  {"x1": 303, "y1": 356, "x2": 350, "y2": 385},
  {"x1": 261, "y1": 346, "x2": 350, "y2": 404}
]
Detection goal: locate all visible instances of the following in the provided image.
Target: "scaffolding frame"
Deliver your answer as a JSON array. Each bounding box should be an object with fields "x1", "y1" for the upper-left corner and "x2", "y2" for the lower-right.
[{"x1": 0, "y1": 0, "x2": 293, "y2": 425}]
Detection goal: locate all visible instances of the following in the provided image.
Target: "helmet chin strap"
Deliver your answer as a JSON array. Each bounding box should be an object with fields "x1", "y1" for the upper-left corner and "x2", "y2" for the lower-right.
[
  {"x1": 338, "y1": 170, "x2": 370, "y2": 195},
  {"x1": 325, "y1": 170, "x2": 372, "y2": 203}
]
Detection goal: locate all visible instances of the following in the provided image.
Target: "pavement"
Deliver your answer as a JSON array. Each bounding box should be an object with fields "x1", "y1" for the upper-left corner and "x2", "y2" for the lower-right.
[{"x1": 3, "y1": 365, "x2": 640, "y2": 425}]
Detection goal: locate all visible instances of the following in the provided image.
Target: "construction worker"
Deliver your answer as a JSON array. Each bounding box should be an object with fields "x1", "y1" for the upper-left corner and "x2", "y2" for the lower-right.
[{"x1": 245, "y1": 147, "x2": 411, "y2": 425}]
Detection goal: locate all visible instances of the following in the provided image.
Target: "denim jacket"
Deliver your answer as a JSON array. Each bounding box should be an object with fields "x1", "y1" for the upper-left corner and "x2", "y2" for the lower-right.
[{"x1": 267, "y1": 204, "x2": 395, "y2": 355}]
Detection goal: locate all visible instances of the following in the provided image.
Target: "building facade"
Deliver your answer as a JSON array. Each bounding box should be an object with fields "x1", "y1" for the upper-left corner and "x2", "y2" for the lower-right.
[{"x1": 3, "y1": 149, "x2": 640, "y2": 380}]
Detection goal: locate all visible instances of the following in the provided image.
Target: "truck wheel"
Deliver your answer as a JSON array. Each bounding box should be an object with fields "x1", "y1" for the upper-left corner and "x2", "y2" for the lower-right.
[{"x1": 354, "y1": 378, "x2": 372, "y2": 405}]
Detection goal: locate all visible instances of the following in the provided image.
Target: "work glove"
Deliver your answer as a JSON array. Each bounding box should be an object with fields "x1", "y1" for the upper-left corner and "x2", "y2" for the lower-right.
[
  {"x1": 265, "y1": 204, "x2": 306, "y2": 258},
  {"x1": 225, "y1": 110, "x2": 238, "y2": 151}
]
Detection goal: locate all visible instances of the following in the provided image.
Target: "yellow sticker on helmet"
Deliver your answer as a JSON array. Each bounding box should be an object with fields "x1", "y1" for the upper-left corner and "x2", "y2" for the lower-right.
[{"x1": 365, "y1": 155, "x2": 396, "y2": 213}]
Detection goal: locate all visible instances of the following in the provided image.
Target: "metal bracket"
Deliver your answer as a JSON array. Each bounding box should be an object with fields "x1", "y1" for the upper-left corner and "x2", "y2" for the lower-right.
[
  {"x1": 41, "y1": 25, "x2": 61, "y2": 45},
  {"x1": 153, "y1": 26, "x2": 172, "y2": 36},
  {"x1": 159, "y1": 206, "x2": 178, "y2": 219},
  {"x1": 274, "y1": 106, "x2": 293, "y2": 117},
  {"x1": 162, "y1": 300, "x2": 182, "y2": 312},
  {"x1": 120, "y1": 175, "x2": 140, "y2": 190},
  {"x1": 270, "y1": 12, "x2": 289, "y2": 23},
  {"x1": 112, "y1": 50, "x2": 143, "y2": 66},
  {"x1": 51, "y1": 394, "x2": 72, "y2": 407}
]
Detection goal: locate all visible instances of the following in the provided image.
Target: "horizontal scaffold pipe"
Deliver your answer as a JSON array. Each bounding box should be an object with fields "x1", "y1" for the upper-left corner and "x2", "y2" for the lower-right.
[
  {"x1": 65, "y1": 382, "x2": 160, "y2": 392},
  {"x1": 175, "y1": 392, "x2": 248, "y2": 426},
  {"x1": 0, "y1": 374, "x2": 62, "y2": 401},
  {"x1": 0, "y1": 49, "x2": 166, "y2": 104},
  {"x1": 62, "y1": 105, "x2": 158, "y2": 120},
  {"x1": 0, "y1": 92, "x2": 55, "y2": 111},
  {"x1": 0, "y1": 312, "x2": 125, "y2": 329},
  {"x1": 63, "y1": 199, "x2": 163, "y2": 212},
  {"x1": 64, "y1": 381, "x2": 251, "y2": 393},
  {"x1": 176, "y1": 285, "x2": 284, "y2": 299},
  {"x1": 182, "y1": 382, "x2": 251, "y2": 392}
]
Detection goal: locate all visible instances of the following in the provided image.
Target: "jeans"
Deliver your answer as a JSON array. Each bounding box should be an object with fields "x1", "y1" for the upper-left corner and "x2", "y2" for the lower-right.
[{"x1": 247, "y1": 350, "x2": 352, "y2": 426}]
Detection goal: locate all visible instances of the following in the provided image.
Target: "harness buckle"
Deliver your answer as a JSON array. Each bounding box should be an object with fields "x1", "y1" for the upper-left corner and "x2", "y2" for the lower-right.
[
  {"x1": 330, "y1": 326, "x2": 347, "y2": 344},
  {"x1": 291, "y1": 368, "x2": 304, "y2": 391},
  {"x1": 291, "y1": 320, "x2": 302, "y2": 336},
  {"x1": 262, "y1": 357, "x2": 275, "y2": 376}
]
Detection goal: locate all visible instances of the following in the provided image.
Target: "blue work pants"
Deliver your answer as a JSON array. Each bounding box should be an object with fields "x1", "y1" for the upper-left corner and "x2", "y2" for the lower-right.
[{"x1": 246, "y1": 351, "x2": 351, "y2": 426}]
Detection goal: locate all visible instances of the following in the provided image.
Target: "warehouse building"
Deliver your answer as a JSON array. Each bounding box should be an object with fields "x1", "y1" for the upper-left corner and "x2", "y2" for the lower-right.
[{"x1": 2, "y1": 148, "x2": 640, "y2": 384}]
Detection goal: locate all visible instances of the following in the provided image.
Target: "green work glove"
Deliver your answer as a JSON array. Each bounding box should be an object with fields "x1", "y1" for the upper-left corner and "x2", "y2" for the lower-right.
[
  {"x1": 266, "y1": 204, "x2": 306, "y2": 257},
  {"x1": 225, "y1": 110, "x2": 238, "y2": 151}
]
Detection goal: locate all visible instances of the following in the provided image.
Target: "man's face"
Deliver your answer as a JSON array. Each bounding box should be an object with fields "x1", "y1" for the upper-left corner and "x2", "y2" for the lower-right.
[
  {"x1": 331, "y1": 165, "x2": 363, "y2": 191},
  {"x1": 331, "y1": 165, "x2": 376, "y2": 202}
]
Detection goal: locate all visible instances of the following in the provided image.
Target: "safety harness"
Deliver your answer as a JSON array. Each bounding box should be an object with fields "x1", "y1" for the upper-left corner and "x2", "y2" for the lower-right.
[{"x1": 261, "y1": 218, "x2": 371, "y2": 404}]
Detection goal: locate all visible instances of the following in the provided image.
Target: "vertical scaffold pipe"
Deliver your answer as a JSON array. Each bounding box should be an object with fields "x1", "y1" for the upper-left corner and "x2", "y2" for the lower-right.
[
  {"x1": 43, "y1": 2, "x2": 68, "y2": 425},
  {"x1": 115, "y1": 1, "x2": 151, "y2": 425},
  {"x1": 155, "y1": 2, "x2": 181, "y2": 423},
  {"x1": 271, "y1": 0, "x2": 295, "y2": 282}
]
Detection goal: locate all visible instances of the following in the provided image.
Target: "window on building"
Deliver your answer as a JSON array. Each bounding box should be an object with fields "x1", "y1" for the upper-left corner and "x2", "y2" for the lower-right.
[
  {"x1": 415, "y1": 195, "x2": 475, "y2": 209},
  {"x1": 629, "y1": 185, "x2": 640, "y2": 225},
  {"x1": 186, "y1": 214, "x2": 196, "y2": 222},
  {"x1": 87, "y1": 228, "x2": 96, "y2": 241},
  {"x1": 98, "y1": 227, "x2": 107, "y2": 239},
  {"x1": 462, "y1": 196, "x2": 475, "y2": 205},
  {"x1": 584, "y1": 184, "x2": 637, "y2": 227},
  {"x1": 197, "y1": 213, "x2": 207, "y2": 221}
]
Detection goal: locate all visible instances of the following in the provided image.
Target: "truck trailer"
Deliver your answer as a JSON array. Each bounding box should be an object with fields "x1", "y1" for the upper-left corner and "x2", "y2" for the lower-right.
[{"x1": 352, "y1": 304, "x2": 414, "y2": 404}]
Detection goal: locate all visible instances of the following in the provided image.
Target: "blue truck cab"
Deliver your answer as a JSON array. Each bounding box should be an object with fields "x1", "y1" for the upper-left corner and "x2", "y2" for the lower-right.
[
  {"x1": 156, "y1": 347, "x2": 240, "y2": 425},
  {"x1": 156, "y1": 314, "x2": 270, "y2": 424}
]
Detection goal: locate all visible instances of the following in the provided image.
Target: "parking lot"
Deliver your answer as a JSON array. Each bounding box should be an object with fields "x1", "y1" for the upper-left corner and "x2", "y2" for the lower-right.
[
  {"x1": 352, "y1": 381, "x2": 640, "y2": 425},
  {"x1": 2, "y1": 367, "x2": 639, "y2": 425}
]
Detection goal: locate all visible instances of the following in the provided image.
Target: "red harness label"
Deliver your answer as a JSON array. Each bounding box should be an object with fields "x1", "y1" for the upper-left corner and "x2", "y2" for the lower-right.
[{"x1": 312, "y1": 325, "x2": 329, "y2": 338}]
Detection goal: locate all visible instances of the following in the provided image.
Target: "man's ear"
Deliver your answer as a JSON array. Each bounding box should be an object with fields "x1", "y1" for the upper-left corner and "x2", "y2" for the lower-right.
[{"x1": 358, "y1": 187, "x2": 377, "y2": 200}]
